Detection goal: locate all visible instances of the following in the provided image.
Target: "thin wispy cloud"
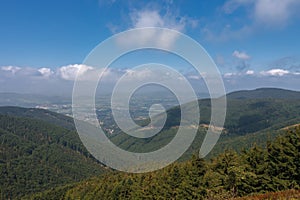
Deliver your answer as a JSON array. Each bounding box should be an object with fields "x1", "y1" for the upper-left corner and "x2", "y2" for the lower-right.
[
  {"x1": 204, "y1": 0, "x2": 300, "y2": 42},
  {"x1": 223, "y1": 0, "x2": 300, "y2": 26},
  {"x1": 232, "y1": 50, "x2": 250, "y2": 60},
  {"x1": 268, "y1": 56, "x2": 300, "y2": 72},
  {"x1": 231, "y1": 50, "x2": 251, "y2": 72},
  {"x1": 254, "y1": 0, "x2": 300, "y2": 27}
]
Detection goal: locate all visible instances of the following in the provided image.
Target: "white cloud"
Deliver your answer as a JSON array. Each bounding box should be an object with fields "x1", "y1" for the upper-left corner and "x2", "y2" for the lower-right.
[
  {"x1": 38, "y1": 68, "x2": 53, "y2": 78},
  {"x1": 188, "y1": 75, "x2": 201, "y2": 80},
  {"x1": 246, "y1": 70, "x2": 254, "y2": 75},
  {"x1": 260, "y1": 69, "x2": 290, "y2": 76},
  {"x1": 130, "y1": 9, "x2": 196, "y2": 31},
  {"x1": 1, "y1": 66, "x2": 21, "y2": 74},
  {"x1": 0, "y1": 64, "x2": 122, "y2": 82},
  {"x1": 123, "y1": 67, "x2": 183, "y2": 82},
  {"x1": 115, "y1": 28, "x2": 181, "y2": 50},
  {"x1": 2, "y1": 66, "x2": 72, "y2": 79},
  {"x1": 224, "y1": 72, "x2": 236, "y2": 78},
  {"x1": 224, "y1": 0, "x2": 300, "y2": 27},
  {"x1": 232, "y1": 50, "x2": 250, "y2": 60},
  {"x1": 1, "y1": 64, "x2": 300, "y2": 95},
  {"x1": 206, "y1": 0, "x2": 300, "y2": 42},
  {"x1": 123, "y1": 68, "x2": 155, "y2": 81},
  {"x1": 57, "y1": 64, "x2": 94, "y2": 81},
  {"x1": 115, "y1": 8, "x2": 197, "y2": 49},
  {"x1": 132, "y1": 10, "x2": 164, "y2": 28},
  {"x1": 254, "y1": 0, "x2": 300, "y2": 26}
]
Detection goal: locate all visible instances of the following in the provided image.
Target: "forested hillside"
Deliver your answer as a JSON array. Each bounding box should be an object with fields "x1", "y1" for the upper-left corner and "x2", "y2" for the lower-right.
[
  {"x1": 0, "y1": 114, "x2": 108, "y2": 199},
  {"x1": 110, "y1": 96, "x2": 300, "y2": 160},
  {"x1": 226, "y1": 88, "x2": 300, "y2": 100},
  {"x1": 1, "y1": 88, "x2": 300, "y2": 199},
  {"x1": 0, "y1": 106, "x2": 75, "y2": 130},
  {"x1": 28, "y1": 126, "x2": 300, "y2": 199}
]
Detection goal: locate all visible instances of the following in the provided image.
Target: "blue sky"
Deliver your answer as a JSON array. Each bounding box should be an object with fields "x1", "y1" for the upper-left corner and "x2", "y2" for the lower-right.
[{"x1": 0, "y1": 0, "x2": 300, "y2": 94}]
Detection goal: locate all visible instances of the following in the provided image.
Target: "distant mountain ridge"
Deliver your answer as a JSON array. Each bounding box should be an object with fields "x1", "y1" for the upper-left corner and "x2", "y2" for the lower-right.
[
  {"x1": 0, "y1": 92, "x2": 71, "y2": 107},
  {"x1": 227, "y1": 88, "x2": 300, "y2": 99},
  {"x1": 0, "y1": 106, "x2": 75, "y2": 130},
  {"x1": 110, "y1": 88, "x2": 300, "y2": 160}
]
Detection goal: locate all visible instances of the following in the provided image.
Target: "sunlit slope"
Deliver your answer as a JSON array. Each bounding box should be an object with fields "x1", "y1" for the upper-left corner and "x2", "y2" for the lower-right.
[{"x1": 111, "y1": 88, "x2": 300, "y2": 159}]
